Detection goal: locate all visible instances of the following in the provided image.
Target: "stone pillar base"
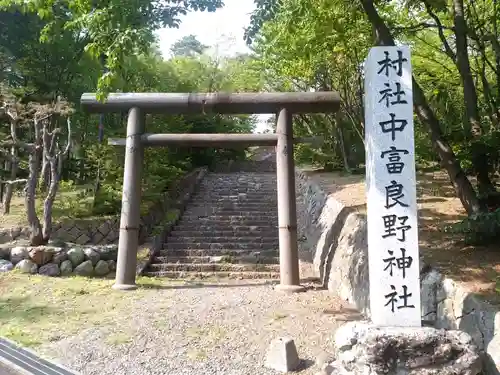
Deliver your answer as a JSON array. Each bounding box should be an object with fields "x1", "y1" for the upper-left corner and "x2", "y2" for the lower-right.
[{"x1": 326, "y1": 321, "x2": 482, "y2": 375}]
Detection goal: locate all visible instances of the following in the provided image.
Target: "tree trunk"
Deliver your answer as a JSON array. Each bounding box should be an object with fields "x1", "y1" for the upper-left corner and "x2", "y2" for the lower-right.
[
  {"x1": 360, "y1": 0, "x2": 483, "y2": 215},
  {"x1": 335, "y1": 115, "x2": 352, "y2": 173},
  {"x1": 452, "y1": 0, "x2": 494, "y2": 194},
  {"x1": 2, "y1": 146, "x2": 18, "y2": 214},
  {"x1": 26, "y1": 148, "x2": 43, "y2": 246},
  {"x1": 42, "y1": 157, "x2": 60, "y2": 241},
  {"x1": 39, "y1": 129, "x2": 51, "y2": 191}
]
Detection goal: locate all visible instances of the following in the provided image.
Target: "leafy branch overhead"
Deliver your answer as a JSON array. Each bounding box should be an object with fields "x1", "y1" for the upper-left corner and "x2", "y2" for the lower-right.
[{"x1": 0, "y1": 0, "x2": 224, "y2": 99}]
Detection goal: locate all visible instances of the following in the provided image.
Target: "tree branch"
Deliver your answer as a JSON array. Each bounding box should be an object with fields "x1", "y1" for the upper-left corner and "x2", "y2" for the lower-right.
[
  {"x1": 422, "y1": 0, "x2": 457, "y2": 61},
  {"x1": 0, "y1": 179, "x2": 27, "y2": 185},
  {"x1": 394, "y1": 22, "x2": 454, "y2": 33}
]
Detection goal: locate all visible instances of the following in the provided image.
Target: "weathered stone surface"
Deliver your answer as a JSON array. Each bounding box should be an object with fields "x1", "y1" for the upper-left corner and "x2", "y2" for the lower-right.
[
  {"x1": 0, "y1": 259, "x2": 13, "y2": 272},
  {"x1": 94, "y1": 260, "x2": 109, "y2": 276},
  {"x1": 48, "y1": 239, "x2": 68, "y2": 248},
  {"x1": 51, "y1": 249, "x2": 67, "y2": 265},
  {"x1": 330, "y1": 321, "x2": 481, "y2": 375},
  {"x1": 15, "y1": 259, "x2": 38, "y2": 274},
  {"x1": 0, "y1": 243, "x2": 11, "y2": 259},
  {"x1": 60, "y1": 260, "x2": 73, "y2": 276},
  {"x1": 10, "y1": 246, "x2": 29, "y2": 264},
  {"x1": 38, "y1": 263, "x2": 60, "y2": 277},
  {"x1": 67, "y1": 247, "x2": 85, "y2": 266},
  {"x1": 74, "y1": 260, "x2": 94, "y2": 276},
  {"x1": 83, "y1": 248, "x2": 100, "y2": 266},
  {"x1": 265, "y1": 337, "x2": 300, "y2": 373},
  {"x1": 98, "y1": 245, "x2": 118, "y2": 261},
  {"x1": 107, "y1": 260, "x2": 116, "y2": 271},
  {"x1": 28, "y1": 246, "x2": 54, "y2": 265}
]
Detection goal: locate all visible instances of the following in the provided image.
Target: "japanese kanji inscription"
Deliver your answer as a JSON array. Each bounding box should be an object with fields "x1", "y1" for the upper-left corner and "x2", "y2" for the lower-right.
[{"x1": 364, "y1": 46, "x2": 421, "y2": 327}]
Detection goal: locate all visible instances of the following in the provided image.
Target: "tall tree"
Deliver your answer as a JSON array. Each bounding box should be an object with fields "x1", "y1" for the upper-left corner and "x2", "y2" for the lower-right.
[
  {"x1": 170, "y1": 34, "x2": 208, "y2": 57},
  {"x1": 0, "y1": 0, "x2": 224, "y2": 98}
]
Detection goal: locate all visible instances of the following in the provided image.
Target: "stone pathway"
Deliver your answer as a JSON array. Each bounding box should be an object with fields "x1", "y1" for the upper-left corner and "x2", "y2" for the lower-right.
[{"x1": 37, "y1": 280, "x2": 352, "y2": 375}]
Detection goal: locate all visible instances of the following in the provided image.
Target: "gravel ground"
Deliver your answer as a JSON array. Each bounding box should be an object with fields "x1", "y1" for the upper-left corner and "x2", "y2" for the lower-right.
[{"x1": 37, "y1": 280, "x2": 355, "y2": 375}]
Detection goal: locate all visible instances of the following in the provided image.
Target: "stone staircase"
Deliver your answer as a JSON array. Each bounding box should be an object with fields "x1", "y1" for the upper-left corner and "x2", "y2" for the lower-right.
[{"x1": 144, "y1": 164, "x2": 281, "y2": 279}]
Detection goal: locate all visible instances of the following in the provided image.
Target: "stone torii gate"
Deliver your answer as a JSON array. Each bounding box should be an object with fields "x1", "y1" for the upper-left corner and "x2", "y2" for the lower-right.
[{"x1": 80, "y1": 92, "x2": 340, "y2": 292}]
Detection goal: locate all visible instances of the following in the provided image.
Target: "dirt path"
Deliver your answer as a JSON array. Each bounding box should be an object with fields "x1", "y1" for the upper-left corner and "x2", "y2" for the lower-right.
[{"x1": 302, "y1": 168, "x2": 500, "y2": 304}]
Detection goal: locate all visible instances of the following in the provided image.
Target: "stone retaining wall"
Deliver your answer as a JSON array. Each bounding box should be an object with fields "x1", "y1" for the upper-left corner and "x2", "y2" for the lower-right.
[
  {"x1": 0, "y1": 168, "x2": 208, "y2": 246},
  {"x1": 295, "y1": 169, "x2": 500, "y2": 375},
  {"x1": 136, "y1": 167, "x2": 207, "y2": 275}
]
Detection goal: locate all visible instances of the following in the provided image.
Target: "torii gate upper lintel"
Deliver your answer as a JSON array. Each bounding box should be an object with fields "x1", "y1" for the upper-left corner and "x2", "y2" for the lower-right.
[{"x1": 80, "y1": 92, "x2": 341, "y2": 292}]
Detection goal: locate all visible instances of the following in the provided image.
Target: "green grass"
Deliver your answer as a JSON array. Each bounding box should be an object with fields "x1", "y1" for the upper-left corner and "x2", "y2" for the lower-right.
[{"x1": 0, "y1": 273, "x2": 168, "y2": 347}]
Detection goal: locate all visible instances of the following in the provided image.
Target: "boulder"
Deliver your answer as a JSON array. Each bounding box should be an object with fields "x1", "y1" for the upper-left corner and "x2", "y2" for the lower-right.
[
  {"x1": 0, "y1": 243, "x2": 12, "y2": 260},
  {"x1": 28, "y1": 246, "x2": 54, "y2": 265},
  {"x1": 48, "y1": 239, "x2": 68, "y2": 248},
  {"x1": 94, "y1": 260, "x2": 109, "y2": 276},
  {"x1": 0, "y1": 259, "x2": 14, "y2": 272},
  {"x1": 83, "y1": 248, "x2": 100, "y2": 266},
  {"x1": 329, "y1": 321, "x2": 482, "y2": 375},
  {"x1": 67, "y1": 247, "x2": 85, "y2": 266},
  {"x1": 38, "y1": 263, "x2": 60, "y2": 277},
  {"x1": 97, "y1": 245, "x2": 118, "y2": 261},
  {"x1": 60, "y1": 260, "x2": 73, "y2": 276},
  {"x1": 74, "y1": 260, "x2": 94, "y2": 276},
  {"x1": 10, "y1": 246, "x2": 29, "y2": 265},
  {"x1": 52, "y1": 248, "x2": 68, "y2": 265},
  {"x1": 107, "y1": 260, "x2": 117, "y2": 271},
  {"x1": 15, "y1": 259, "x2": 38, "y2": 274}
]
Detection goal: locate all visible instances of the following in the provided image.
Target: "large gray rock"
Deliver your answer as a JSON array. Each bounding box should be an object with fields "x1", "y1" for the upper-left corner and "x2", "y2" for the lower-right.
[
  {"x1": 330, "y1": 321, "x2": 482, "y2": 375},
  {"x1": 10, "y1": 246, "x2": 29, "y2": 264},
  {"x1": 97, "y1": 245, "x2": 118, "y2": 261},
  {"x1": 265, "y1": 337, "x2": 301, "y2": 373},
  {"x1": 83, "y1": 248, "x2": 100, "y2": 266},
  {"x1": 59, "y1": 260, "x2": 73, "y2": 276},
  {"x1": 0, "y1": 259, "x2": 13, "y2": 272},
  {"x1": 107, "y1": 260, "x2": 116, "y2": 271},
  {"x1": 28, "y1": 246, "x2": 54, "y2": 265},
  {"x1": 15, "y1": 259, "x2": 38, "y2": 274},
  {"x1": 94, "y1": 260, "x2": 109, "y2": 276},
  {"x1": 67, "y1": 247, "x2": 85, "y2": 266},
  {"x1": 74, "y1": 260, "x2": 94, "y2": 276},
  {"x1": 38, "y1": 263, "x2": 60, "y2": 277},
  {"x1": 0, "y1": 243, "x2": 11, "y2": 259},
  {"x1": 51, "y1": 248, "x2": 67, "y2": 265}
]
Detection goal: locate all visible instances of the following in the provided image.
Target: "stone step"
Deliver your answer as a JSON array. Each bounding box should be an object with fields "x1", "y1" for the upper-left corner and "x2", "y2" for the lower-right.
[
  {"x1": 198, "y1": 191, "x2": 277, "y2": 194},
  {"x1": 147, "y1": 263, "x2": 280, "y2": 273},
  {"x1": 182, "y1": 210, "x2": 278, "y2": 216},
  {"x1": 178, "y1": 219, "x2": 277, "y2": 226},
  {"x1": 159, "y1": 249, "x2": 279, "y2": 257},
  {"x1": 194, "y1": 196, "x2": 277, "y2": 200},
  {"x1": 181, "y1": 215, "x2": 279, "y2": 221},
  {"x1": 142, "y1": 270, "x2": 280, "y2": 279},
  {"x1": 197, "y1": 185, "x2": 277, "y2": 189},
  {"x1": 163, "y1": 242, "x2": 278, "y2": 250},
  {"x1": 152, "y1": 255, "x2": 280, "y2": 264},
  {"x1": 190, "y1": 200, "x2": 278, "y2": 207},
  {"x1": 167, "y1": 235, "x2": 278, "y2": 243},
  {"x1": 173, "y1": 224, "x2": 278, "y2": 231},
  {"x1": 170, "y1": 230, "x2": 278, "y2": 237},
  {"x1": 190, "y1": 199, "x2": 277, "y2": 205},
  {"x1": 216, "y1": 207, "x2": 279, "y2": 212}
]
